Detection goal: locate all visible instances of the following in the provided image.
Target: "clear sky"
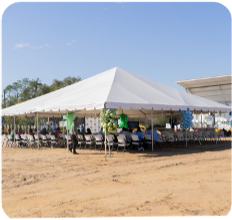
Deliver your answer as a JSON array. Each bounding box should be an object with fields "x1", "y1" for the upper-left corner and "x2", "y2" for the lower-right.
[{"x1": 2, "y1": 2, "x2": 231, "y2": 91}]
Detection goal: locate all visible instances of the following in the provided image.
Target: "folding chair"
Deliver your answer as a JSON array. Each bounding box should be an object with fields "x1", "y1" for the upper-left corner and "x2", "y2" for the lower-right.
[
  {"x1": 40, "y1": 135, "x2": 49, "y2": 149},
  {"x1": 144, "y1": 134, "x2": 152, "y2": 148},
  {"x1": 34, "y1": 134, "x2": 42, "y2": 148},
  {"x1": 65, "y1": 135, "x2": 74, "y2": 152},
  {"x1": 117, "y1": 134, "x2": 130, "y2": 153},
  {"x1": 21, "y1": 134, "x2": 28, "y2": 148},
  {"x1": 157, "y1": 130, "x2": 166, "y2": 147},
  {"x1": 218, "y1": 130, "x2": 225, "y2": 142},
  {"x1": 7, "y1": 135, "x2": 14, "y2": 147},
  {"x1": 46, "y1": 134, "x2": 51, "y2": 147},
  {"x1": 131, "y1": 134, "x2": 143, "y2": 151},
  {"x1": 2, "y1": 134, "x2": 8, "y2": 147},
  {"x1": 27, "y1": 135, "x2": 35, "y2": 149},
  {"x1": 95, "y1": 135, "x2": 104, "y2": 151},
  {"x1": 176, "y1": 132, "x2": 185, "y2": 147},
  {"x1": 77, "y1": 135, "x2": 86, "y2": 149},
  {"x1": 15, "y1": 134, "x2": 22, "y2": 148},
  {"x1": 85, "y1": 135, "x2": 95, "y2": 149},
  {"x1": 106, "y1": 134, "x2": 118, "y2": 152},
  {"x1": 164, "y1": 132, "x2": 175, "y2": 146},
  {"x1": 50, "y1": 135, "x2": 58, "y2": 149}
]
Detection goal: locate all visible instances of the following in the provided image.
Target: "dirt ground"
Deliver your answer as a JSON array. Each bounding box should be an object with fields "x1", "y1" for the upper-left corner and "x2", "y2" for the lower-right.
[{"x1": 1, "y1": 140, "x2": 231, "y2": 217}]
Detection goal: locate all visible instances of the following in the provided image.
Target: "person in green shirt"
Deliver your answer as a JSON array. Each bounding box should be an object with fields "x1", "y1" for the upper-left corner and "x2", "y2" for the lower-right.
[
  {"x1": 11, "y1": 130, "x2": 14, "y2": 140},
  {"x1": 70, "y1": 117, "x2": 78, "y2": 154}
]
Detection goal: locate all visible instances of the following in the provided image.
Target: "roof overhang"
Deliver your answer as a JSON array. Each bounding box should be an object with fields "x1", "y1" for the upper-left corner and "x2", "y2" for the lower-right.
[{"x1": 176, "y1": 74, "x2": 231, "y2": 105}]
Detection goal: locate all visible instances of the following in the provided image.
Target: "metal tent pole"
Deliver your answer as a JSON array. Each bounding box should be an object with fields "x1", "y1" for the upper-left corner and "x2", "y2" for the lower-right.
[
  {"x1": 67, "y1": 111, "x2": 69, "y2": 152},
  {"x1": 186, "y1": 129, "x2": 187, "y2": 148},
  {"x1": 151, "y1": 108, "x2": 154, "y2": 151},
  {"x1": 37, "y1": 112, "x2": 39, "y2": 150},
  {"x1": 104, "y1": 104, "x2": 107, "y2": 160},
  {"x1": 14, "y1": 115, "x2": 15, "y2": 147}
]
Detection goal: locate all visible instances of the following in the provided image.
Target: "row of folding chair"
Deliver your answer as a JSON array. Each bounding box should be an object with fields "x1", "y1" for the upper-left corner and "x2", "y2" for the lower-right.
[{"x1": 60, "y1": 134, "x2": 131, "y2": 154}]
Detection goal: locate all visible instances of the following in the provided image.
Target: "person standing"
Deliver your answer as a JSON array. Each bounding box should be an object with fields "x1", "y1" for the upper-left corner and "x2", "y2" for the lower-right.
[{"x1": 70, "y1": 117, "x2": 78, "y2": 154}]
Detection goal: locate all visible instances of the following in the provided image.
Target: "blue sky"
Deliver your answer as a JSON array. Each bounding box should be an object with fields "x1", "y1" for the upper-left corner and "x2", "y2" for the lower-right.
[{"x1": 2, "y1": 2, "x2": 231, "y2": 90}]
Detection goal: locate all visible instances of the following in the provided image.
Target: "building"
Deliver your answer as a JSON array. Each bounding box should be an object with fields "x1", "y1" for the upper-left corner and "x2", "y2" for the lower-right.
[{"x1": 176, "y1": 74, "x2": 231, "y2": 128}]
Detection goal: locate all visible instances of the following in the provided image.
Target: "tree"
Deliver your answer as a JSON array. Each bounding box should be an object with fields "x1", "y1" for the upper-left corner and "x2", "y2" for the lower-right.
[{"x1": 2, "y1": 75, "x2": 81, "y2": 108}]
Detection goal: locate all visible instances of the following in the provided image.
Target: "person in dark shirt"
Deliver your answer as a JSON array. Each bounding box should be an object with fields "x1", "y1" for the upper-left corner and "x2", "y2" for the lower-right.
[
  {"x1": 86, "y1": 128, "x2": 92, "y2": 134},
  {"x1": 51, "y1": 128, "x2": 58, "y2": 141},
  {"x1": 28, "y1": 128, "x2": 35, "y2": 138},
  {"x1": 40, "y1": 128, "x2": 49, "y2": 135}
]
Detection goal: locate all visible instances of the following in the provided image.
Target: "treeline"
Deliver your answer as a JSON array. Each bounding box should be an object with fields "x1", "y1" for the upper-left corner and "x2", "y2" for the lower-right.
[
  {"x1": 2, "y1": 76, "x2": 81, "y2": 128},
  {"x1": 2, "y1": 76, "x2": 81, "y2": 108}
]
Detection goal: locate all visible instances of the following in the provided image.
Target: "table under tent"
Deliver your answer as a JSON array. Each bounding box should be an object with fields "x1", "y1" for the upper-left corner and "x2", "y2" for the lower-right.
[{"x1": 2, "y1": 67, "x2": 231, "y2": 158}]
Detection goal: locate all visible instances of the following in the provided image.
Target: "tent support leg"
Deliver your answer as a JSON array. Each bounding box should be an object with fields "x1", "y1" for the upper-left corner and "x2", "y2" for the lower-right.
[
  {"x1": 186, "y1": 129, "x2": 187, "y2": 148},
  {"x1": 14, "y1": 115, "x2": 15, "y2": 148},
  {"x1": 37, "y1": 112, "x2": 39, "y2": 150},
  {"x1": 151, "y1": 108, "x2": 153, "y2": 151},
  {"x1": 104, "y1": 104, "x2": 107, "y2": 160},
  {"x1": 67, "y1": 111, "x2": 69, "y2": 152}
]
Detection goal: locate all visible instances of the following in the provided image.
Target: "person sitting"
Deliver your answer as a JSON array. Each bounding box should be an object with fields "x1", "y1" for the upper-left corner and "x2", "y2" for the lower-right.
[
  {"x1": 133, "y1": 127, "x2": 144, "y2": 141},
  {"x1": 133, "y1": 127, "x2": 144, "y2": 151},
  {"x1": 145, "y1": 125, "x2": 158, "y2": 142},
  {"x1": 120, "y1": 127, "x2": 132, "y2": 144},
  {"x1": 40, "y1": 127, "x2": 49, "y2": 135},
  {"x1": 86, "y1": 128, "x2": 92, "y2": 134},
  {"x1": 11, "y1": 130, "x2": 15, "y2": 140},
  {"x1": 51, "y1": 128, "x2": 58, "y2": 141},
  {"x1": 28, "y1": 128, "x2": 35, "y2": 138},
  {"x1": 98, "y1": 127, "x2": 105, "y2": 138},
  {"x1": 51, "y1": 122, "x2": 56, "y2": 131},
  {"x1": 56, "y1": 127, "x2": 62, "y2": 136},
  {"x1": 77, "y1": 129, "x2": 82, "y2": 135},
  {"x1": 109, "y1": 133, "x2": 118, "y2": 142},
  {"x1": 17, "y1": 128, "x2": 24, "y2": 138}
]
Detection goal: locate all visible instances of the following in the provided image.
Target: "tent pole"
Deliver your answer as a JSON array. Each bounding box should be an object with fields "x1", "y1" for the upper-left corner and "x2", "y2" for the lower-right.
[
  {"x1": 201, "y1": 111, "x2": 202, "y2": 130},
  {"x1": 104, "y1": 104, "x2": 107, "y2": 160},
  {"x1": 186, "y1": 129, "x2": 187, "y2": 148},
  {"x1": 151, "y1": 108, "x2": 154, "y2": 152},
  {"x1": 37, "y1": 112, "x2": 39, "y2": 150},
  {"x1": 14, "y1": 115, "x2": 15, "y2": 148},
  {"x1": 67, "y1": 111, "x2": 69, "y2": 152}
]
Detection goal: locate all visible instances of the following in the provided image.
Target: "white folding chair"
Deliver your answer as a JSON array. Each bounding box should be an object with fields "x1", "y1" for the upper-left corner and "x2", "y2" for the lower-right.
[
  {"x1": 85, "y1": 135, "x2": 95, "y2": 149},
  {"x1": 95, "y1": 135, "x2": 104, "y2": 151},
  {"x1": 77, "y1": 135, "x2": 86, "y2": 149},
  {"x1": 131, "y1": 134, "x2": 143, "y2": 151},
  {"x1": 50, "y1": 135, "x2": 58, "y2": 149},
  {"x1": 106, "y1": 134, "x2": 118, "y2": 151},
  {"x1": 15, "y1": 134, "x2": 22, "y2": 148},
  {"x1": 117, "y1": 134, "x2": 130, "y2": 153},
  {"x1": 27, "y1": 135, "x2": 35, "y2": 149}
]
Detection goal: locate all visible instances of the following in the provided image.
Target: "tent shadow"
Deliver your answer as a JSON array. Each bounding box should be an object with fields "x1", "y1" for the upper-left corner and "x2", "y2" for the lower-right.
[{"x1": 128, "y1": 141, "x2": 231, "y2": 158}]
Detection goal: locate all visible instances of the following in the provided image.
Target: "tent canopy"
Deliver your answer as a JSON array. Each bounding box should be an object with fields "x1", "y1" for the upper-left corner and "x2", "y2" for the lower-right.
[{"x1": 2, "y1": 67, "x2": 231, "y2": 117}]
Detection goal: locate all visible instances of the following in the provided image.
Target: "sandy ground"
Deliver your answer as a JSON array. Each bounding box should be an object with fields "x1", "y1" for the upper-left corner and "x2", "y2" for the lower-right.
[{"x1": 1, "y1": 140, "x2": 231, "y2": 217}]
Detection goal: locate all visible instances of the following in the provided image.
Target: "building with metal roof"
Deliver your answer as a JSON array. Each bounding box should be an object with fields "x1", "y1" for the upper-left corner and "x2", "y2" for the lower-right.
[
  {"x1": 176, "y1": 74, "x2": 231, "y2": 129},
  {"x1": 176, "y1": 74, "x2": 231, "y2": 106}
]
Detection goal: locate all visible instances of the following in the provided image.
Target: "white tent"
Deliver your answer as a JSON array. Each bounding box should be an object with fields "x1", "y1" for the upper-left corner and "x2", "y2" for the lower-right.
[
  {"x1": 1, "y1": 67, "x2": 231, "y2": 117},
  {"x1": 2, "y1": 67, "x2": 231, "y2": 153}
]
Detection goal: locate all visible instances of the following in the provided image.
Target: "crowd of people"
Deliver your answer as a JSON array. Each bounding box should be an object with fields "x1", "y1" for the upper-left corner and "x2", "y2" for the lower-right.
[{"x1": 6, "y1": 117, "x2": 159, "y2": 155}]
